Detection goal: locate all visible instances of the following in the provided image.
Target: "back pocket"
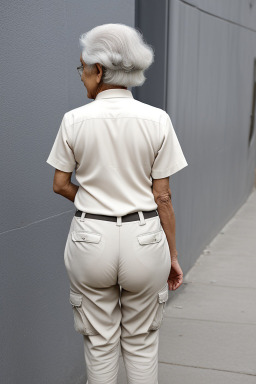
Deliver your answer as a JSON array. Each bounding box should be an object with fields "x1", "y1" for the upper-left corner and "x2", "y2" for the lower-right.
[
  {"x1": 137, "y1": 230, "x2": 163, "y2": 245},
  {"x1": 69, "y1": 290, "x2": 99, "y2": 336},
  {"x1": 71, "y1": 231, "x2": 102, "y2": 243}
]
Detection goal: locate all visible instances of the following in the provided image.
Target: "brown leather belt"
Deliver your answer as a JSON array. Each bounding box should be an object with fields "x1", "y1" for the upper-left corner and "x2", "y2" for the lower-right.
[{"x1": 74, "y1": 209, "x2": 158, "y2": 222}]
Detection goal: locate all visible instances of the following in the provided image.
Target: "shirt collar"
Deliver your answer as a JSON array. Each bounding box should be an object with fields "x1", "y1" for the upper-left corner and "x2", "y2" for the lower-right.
[{"x1": 95, "y1": 88, "x2": 134, "y2": 100}]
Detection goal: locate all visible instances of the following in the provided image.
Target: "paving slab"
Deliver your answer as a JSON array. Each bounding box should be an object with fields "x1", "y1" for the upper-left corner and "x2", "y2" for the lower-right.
[
  {"x1": 165, "y1": 282, "x2": 256, "y2": 324},
  {"x1": 208, "y1": 232, "x2": 256, "y2": 253},
  {"x1": 235, "y1": 207, "x2": 256, "y2": 220},
  {"x1": 159, "y1": 317, "x2": 256, "y2": 375},
  {"x1": 158, "y1": 363, "x2": 256, "y2": 384},
  {"x1": 205, "y1": 227, "x2": 256, "y2": 252},
  {"x1": 184, "y1": 253, "x2": 256, "y2": 288}
]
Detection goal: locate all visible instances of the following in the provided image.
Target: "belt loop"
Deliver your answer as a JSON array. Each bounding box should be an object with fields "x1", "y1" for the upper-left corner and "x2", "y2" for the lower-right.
[
  {"x1": 138, "y1": 211, "x2": 146, "y2": 226},
  {"x1": 80, "y1": 212, "x2": 86, "y2": 222},
  {"x1": 116, "y1": 216, "x2": 122, "y2": 226}
]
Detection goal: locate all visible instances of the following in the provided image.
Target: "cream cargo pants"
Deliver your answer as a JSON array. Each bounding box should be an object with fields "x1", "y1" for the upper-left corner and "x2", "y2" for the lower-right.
[{"x1": 64, "y1": 210, "x2": 171, "y2": 384}]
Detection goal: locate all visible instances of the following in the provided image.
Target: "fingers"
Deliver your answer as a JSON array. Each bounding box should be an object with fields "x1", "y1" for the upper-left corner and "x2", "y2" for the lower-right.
[{"x1": 167, "y1": 276, "x2": 183, "y2": 290}]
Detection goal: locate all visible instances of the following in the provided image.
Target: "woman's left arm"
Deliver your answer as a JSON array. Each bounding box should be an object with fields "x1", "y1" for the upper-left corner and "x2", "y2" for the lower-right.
[{"x1": 52, "y1": 169, "x2": 79, "y2": 202}]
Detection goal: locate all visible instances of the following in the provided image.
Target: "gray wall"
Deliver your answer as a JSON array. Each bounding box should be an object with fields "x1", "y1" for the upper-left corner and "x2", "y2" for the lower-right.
[
  {"x1": 136, "y1": 0, "x2": 256, "y2": 275},
  {"x1": 168, "y1": 0, "x2": 256, "y2": 272},
  {"x1": 0, "y1": 1, "x2": 135, "y2": 384}
]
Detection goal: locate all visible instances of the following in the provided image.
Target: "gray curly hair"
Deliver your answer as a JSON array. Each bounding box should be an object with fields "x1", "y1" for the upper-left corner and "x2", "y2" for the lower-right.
[{"x1": 79, "y1": 23, "x2": 155, "y2": 88}]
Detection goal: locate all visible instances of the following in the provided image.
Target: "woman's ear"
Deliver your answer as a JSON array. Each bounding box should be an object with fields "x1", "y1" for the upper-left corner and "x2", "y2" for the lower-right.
[{"x1": 95, "y1": 63, "x2": 103, "y2": 83}]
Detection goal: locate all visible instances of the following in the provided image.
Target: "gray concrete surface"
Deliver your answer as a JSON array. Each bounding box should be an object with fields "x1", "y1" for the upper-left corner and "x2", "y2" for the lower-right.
[{"x1": 117, "y1": 186, "x2": 256, "y2": 383}]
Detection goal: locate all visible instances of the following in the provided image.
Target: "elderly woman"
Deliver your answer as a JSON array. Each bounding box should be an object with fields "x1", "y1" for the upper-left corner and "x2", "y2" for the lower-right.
[{"x1": 46, "y1": 23, "x2": 188, "y2": 384}]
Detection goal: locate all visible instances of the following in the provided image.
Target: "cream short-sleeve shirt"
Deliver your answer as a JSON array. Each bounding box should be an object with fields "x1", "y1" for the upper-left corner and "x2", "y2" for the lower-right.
[{"x1": 46, "y1": 88, "x2": 188, "y2": 216}]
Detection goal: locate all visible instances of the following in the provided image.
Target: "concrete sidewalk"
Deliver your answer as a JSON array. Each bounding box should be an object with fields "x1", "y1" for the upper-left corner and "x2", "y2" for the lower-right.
[{"x1": 117, "y1": 187, "x2": 256, "y2": 383}]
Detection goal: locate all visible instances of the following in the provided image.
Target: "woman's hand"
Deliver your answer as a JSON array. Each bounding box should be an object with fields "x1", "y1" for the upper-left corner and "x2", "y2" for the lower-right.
[{"x1": 167, "y1": 259, "x2": 183, "y2": 290}]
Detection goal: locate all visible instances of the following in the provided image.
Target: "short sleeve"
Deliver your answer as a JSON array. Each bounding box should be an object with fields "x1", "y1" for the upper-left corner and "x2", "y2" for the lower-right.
[
  {"x1": 46, "y1": 113, "x2": 76, "y2": 172},
  {"x1": 151, "y1": 112, "x2": 188, "y2": 179}
]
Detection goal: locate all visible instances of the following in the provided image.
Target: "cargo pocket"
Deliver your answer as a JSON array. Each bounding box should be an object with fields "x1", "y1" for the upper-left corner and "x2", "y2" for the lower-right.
[
  {"x1": 137, "y1": 230, "x2": 163, "y2": 245},
  {"x1": 69, "y1": 290, "x2": 99, "y2": 336},
  {"x1": 148, "y1": 283, "x2": 169, "y2": 331}
]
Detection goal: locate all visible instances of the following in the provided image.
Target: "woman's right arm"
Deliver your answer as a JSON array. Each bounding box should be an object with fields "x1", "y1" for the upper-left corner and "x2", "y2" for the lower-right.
[
  {"x1": 152, "y1": 177, "x2": 177, "y2": 260},
  {"x1": 152, "y1": 177, "x2": 183, "y2": 290}
]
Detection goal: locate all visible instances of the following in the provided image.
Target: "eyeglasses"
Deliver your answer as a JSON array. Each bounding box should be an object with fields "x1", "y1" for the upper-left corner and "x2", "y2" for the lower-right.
[
  {"x1": 77, "y1": 64, "x2": 84, "y2": 77},
  {"x1": 77, "y1": 63, "x2": 106, "y2": 78}
]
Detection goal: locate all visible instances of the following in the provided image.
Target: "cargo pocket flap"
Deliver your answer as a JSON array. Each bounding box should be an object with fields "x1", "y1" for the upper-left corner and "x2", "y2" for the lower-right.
[
  {"x1": 69, "y1": 291, "x2": 83, "y2": 307},
  {"x1": 71, "y1": 231, "x2": 101, "y2": 243},
  {"x1": 137, "y1": 230, "x2": 163, "y2": 245},
  {"x1": 158, "y1": 284, "x2": 168, "y2": 303}
]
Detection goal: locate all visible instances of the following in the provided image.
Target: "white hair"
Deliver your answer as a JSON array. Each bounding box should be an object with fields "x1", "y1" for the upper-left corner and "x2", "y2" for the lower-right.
[{"x1": 79, "y1": 23, "x2": 155, "y2": 88}]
